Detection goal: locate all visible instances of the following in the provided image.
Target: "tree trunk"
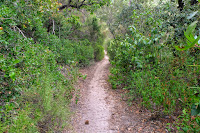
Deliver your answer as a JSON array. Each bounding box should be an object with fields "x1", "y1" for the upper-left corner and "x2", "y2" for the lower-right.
[{"x1": 178, "y1": 0, "x2": 184, "y2": 11}]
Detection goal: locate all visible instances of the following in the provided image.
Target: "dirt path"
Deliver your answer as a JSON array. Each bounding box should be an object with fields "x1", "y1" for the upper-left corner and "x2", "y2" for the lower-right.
[
  {"x1": 70, "y1": 54, "x2": 114, "y2": 133},
  {"x1": 66, "y1": 53, "x2": 168, "y2": 133}
]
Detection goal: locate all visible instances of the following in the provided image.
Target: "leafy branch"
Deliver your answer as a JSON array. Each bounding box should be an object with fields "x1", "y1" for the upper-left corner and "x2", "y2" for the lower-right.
[
  {"x1": 59, "y1": 0, "x2": 109, "y2": 10},
  {"x1": 175, "y1": 20, "x2": 200, "y2": 50}
]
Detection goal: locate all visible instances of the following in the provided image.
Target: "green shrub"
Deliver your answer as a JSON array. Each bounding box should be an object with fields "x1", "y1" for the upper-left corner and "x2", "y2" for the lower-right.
[
  {"x1": 72, "y1": 40, "x2": 94, "y2": 66},
  {"x1": 94, "y1": 44, "x2": 104, "y2": 61},
  {"x1": 0, "y1": 35, "x2": 76, "y2": 132},
  {"x1": 107, "y1": 37, "x2": 122, "y2": 61},
  {"x1": 108, "y1": 24, "x2": 199, "y2": 116},
  {"x1": 0, "y1": 1, "x2": 79, "y2": 132},
  {"x1": 0, "y1": 0, "x2": 106, "y2": 132}
]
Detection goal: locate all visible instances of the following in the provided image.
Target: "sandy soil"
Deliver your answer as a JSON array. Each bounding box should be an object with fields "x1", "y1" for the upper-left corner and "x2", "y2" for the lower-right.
[{"x1": 65, "y1": 53, "x2": 170, "y2": 133}]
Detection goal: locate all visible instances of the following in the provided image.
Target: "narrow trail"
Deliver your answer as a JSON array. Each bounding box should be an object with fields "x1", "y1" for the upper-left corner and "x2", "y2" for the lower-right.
[
  {"x1": 72, "y1": 54, "x2": 114, "y2": 133},
  {"x1": 66, "y1": 53, "x2": 167, "y2": 133},
  {"x1": 83, "y1": 55, "x2": 112, "y2": 132}
]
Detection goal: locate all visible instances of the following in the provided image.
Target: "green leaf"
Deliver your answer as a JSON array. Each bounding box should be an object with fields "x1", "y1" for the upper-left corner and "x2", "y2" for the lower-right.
[
  {"x1": 182, "y1": 127, "x2": 189, "y2": 132},
  {"x1": 175, "y1": 45, "x2": 191, "y2": 51},
  {"x1": 191, "y1": 104, "x2": 200, "y2": 116},
  {"x1": 176, "y1": 21, "x2": 199, "y2": 50},
  {"x1": 190, "y1": 35, "x2": 200, "y2": 47},
  {"x1": 184, "y1": 32, "x2": 195, "y2": 43},
  {"x1": 188, "y1": 65, "x2": 200, "y2": 67},
  {"x1": 185, "y1": 21, "x2": 198, "y2": 36},
  {"x1": 9, "y1": 71, "x2": 16, "y2": 81},
  {"x1": 187, "y1": 11, "x2": 198, "y2": 19},
  {"x1": 13, "y1": 59, "x2": 20, "y2": 65},
  {"x1": 183, "y1": 108, "x2": 187, "y2": 114}
]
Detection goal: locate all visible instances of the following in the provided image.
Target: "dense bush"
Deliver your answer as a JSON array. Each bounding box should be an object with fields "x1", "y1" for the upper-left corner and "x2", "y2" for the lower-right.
[
  {"x1": 72, "y1": 40, "x2": 94, "y2": 66},
  {"x1": 0, "y1": 0, "x2": 106, "y2": 132},
  {"x1": 0, "y1": 35, "x2": 76, "y2": 132},
  {"x1": 94, "y1": 44, "x2": 104, "y2": 61},
  {"x1": 108, "y1": 1, "x2": 200, "y2": 132},
  {"x1": 86, "y1": 16, "x2": 105, "y2": 61}
]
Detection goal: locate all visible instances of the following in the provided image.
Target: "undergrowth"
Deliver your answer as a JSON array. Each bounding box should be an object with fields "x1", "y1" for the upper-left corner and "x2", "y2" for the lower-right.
[
  {"x1": 107, "y1": 1, "x2": 200, "y2": 132},
  {"x1": 0, "y1": 0, "x2": 105, "y2": 132}
]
